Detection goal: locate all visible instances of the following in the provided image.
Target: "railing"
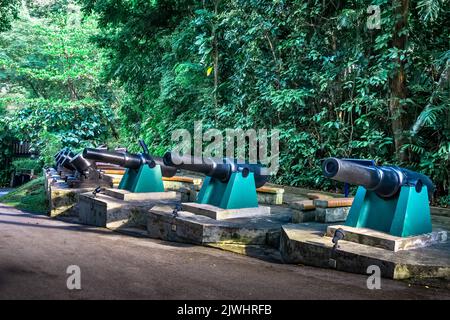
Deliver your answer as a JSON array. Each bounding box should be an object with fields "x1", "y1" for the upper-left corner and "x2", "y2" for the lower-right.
[{"x1": 11, "y1": 140, "x2": 34, "y2": 157}]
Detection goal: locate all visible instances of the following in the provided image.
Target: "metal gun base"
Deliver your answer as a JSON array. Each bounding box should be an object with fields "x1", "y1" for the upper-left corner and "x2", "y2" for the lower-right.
[
  {"x1": 197, "y1": 172, "x2": 259, "y2": 209},
  {"x1": 118, "y1": 164, "x2": 165, "y2": 193},
  {"x1": 346, "y1": 185, "x2": 432, "y2": 237}
]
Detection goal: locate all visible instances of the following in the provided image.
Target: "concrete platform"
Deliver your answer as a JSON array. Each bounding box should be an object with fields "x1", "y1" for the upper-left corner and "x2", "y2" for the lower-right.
[
  {"x1": 106, "y1": 173, "x2": 203, "y2": 202},
  {"x1": 289, "y1": 197, "x2": 352, "y2": 223},
  {"x1": 257, "y1": 186, "x2": 285, "y2": 205},
  {"x1": 78, "y1": 193, "x2": 178, "y2": 228},
  {"x1": 44, "y1": 169, "x2": 113, "y2": 218},
  {"x1": 147, "y1": 205, "x2": 291, "y2": 248},
  {"x1": 315, "y1": 207, "x2": 350, "y2": 223},
  {"x1": 102, "y1": 188, "x2": 176, "y2": 201},
  {"x1": 163, "y1": 176, "x2": 202, "y2": 202},
  {"x1": 46, "y1": 181, "x2": 93, "y2": 218},
  {"x1": 280, "y1": 223, "x2": 450, "y2": 279},
  {"x1": 181, "y1": 202, "x2": 271, "y2": 220},
  {"x1": 327, "y1": 225, "x2": 448, "y2": 252}
]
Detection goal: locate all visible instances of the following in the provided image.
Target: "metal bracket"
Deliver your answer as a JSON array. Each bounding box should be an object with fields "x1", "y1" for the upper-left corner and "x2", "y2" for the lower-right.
[
  {"x1": 92, "y1": 186, "x2": 105, "y2": 197},
  {"x1": 332, "y1": 228, "x2": 345, "y2": 252}
]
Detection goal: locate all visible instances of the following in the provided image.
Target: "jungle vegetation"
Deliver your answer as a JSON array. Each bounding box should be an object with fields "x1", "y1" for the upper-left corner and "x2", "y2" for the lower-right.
[{"x1": 0, "y1": 0, "x2": 449, "y2": 206}]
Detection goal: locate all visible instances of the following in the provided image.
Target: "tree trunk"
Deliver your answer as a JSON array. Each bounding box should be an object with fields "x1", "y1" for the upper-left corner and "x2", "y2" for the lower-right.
[
  {"x1": 389, "y1": 0, "x2": 409, "y2": 162},
  {"x1": 212, "y1": 0, "x2": 220, "y2": 112}
]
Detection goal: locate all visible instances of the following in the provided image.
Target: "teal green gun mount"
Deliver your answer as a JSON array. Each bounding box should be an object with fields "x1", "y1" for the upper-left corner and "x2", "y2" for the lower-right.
[
  {"x1": 118, "y1": 163, "x2": 165, "y2": 193},
  {"x1": 197, "y1": 172, "x2": 258, "y2": 209},
  {"x1": 322, "y1": 158, "x2": 435, "y2": 237},
  {"x1": 83, "y1": 140, "x2": 177, "y2": 193},
  {"x1": 163, "y1": 152, "x2": 269, "y2": 209}
]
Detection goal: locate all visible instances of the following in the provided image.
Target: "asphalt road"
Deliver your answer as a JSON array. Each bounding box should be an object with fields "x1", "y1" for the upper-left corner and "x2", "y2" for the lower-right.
[{"x1": 0, "y1": 203, "x2": 449, "y2": 300}]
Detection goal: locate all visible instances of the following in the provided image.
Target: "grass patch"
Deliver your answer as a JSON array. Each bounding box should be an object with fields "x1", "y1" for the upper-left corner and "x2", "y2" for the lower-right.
[{"x1": 0, "y1": 177, "x2": 48, "y2": 214}]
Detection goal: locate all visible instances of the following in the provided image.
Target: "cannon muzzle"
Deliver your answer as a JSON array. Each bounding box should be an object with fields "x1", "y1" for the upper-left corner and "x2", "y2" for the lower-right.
[
  {"x1": 58, "y1": 150, "x2": 77, "y2": 171},
  {"x1": 163, "y1": 152, "x2": 269, "y2": 188},
  {"x1": 322, "y1": 157, "x2": 435, "y2": 200},
  {"x1": 55, "y1": 149, "x2": 72, "y2": 165},
  {"x1": 70, "y1": 153, "x2": 95, "y2": 173}
]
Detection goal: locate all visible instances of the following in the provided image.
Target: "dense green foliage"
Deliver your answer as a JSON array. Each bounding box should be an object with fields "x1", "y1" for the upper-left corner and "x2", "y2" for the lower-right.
[
  {"x1": 0, "y1": 1, "x2": 449, "y2": 206},
  {"x1": 0, "y1": 0, "x2": 20, "y2": 32},
  {"x1": 0, "y1": 1, "x2": 118, "y2": 183},
  {"x1": 79, "y1": 0, "x2": 449, "y2": 204},
  {"x1": 11, "y1": 158, "x2": 42, "y2": 173}
]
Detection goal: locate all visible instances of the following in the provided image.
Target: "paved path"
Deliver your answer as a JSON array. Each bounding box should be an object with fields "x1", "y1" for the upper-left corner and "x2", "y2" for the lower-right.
[
  {"x1": 0, "y1": 189, "x2": 12, "y2": 197},
  {"x1": 0, "y1": 203, "x2": 448, "y2": 300}
]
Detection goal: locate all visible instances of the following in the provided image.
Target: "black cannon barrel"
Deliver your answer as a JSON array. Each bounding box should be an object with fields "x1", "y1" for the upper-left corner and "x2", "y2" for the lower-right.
[
  {"x1": 83, "y1": 148, "x2": 142, "y2": 169},
  {"x1": 56, "y1": 149, "x2": 72, "y2": 165},
  {"x1": 152, "y1": 156, "x2": 177, "y2": 178},
  {"x1": 54, "y1": 148, "x2": 67, "y2": 159},
  {"x1": 83, "y1": 148, "x2": 177, "y2": 178},
  {"x1": 163, "y1": 152, "x2": 269, "y2": 188},
  {"x1": 58, "y1": 151, "x2": 77, "y2": 171},
  {"x1": 70, "y1": 153, "x2": 95, "y2": 173},
  {"x1": 322, "y1": 157, "x2": 435, "y2": 200}
]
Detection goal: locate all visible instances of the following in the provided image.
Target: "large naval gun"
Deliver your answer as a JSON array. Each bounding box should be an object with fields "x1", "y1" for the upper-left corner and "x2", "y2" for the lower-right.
[
  {"x1": 322, "y1": 158, "x2": 435, "y2": 237},
  {"x1": 82, "y1": 140, "x2": 176, "y2": 192},
  {"x1": 163, "y1": 152, "x2": 270, "y2": 209}
]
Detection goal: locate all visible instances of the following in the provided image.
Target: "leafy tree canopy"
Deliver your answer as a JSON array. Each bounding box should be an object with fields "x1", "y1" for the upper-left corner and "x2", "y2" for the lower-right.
[
  {"x1": 0, "y1": 0, "x2": 20, "y2": 32},
  {"x1": 0, "y1": 0, "x2": 119, "y2": 181}
]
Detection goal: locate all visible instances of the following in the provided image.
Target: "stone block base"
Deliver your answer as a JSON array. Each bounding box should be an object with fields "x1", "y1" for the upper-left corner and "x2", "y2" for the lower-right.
[
  {"x1": 102, "y1": 188, "x2": 176, "y2": 201},
  {"x1": 292, "y1": 210, "x2": 316, "y2": 223},
  {"x1": 256, "y1": 186, "x2": 285, "y2": 205},
  {"x1": 147, "y1": 205, "x2": 291, "y2": 247},
  {"x1": 327, "y1": 225, "x2": 448, "y2": 252},
  {"x1": 44, "y1": 169, "x2": 114, "y2": 218},
  {"x1": 315, "y1": 207, "x2": 350, "y2": 223},
  {"x1": 181, "y1": 202, "x2": 271, "y2": 220},
  {"x1": 163, "y1": 178, "x2": 202, "y2": 202},
  {"x1": 78, "y1": 193, "x2": 177, "y2": 228},
  {"x1": 49, "y1": 186, "x2": 92, "y2": 218},
  {"x1": 280, "y1": 223, "x2": 450, "y2": 279}
]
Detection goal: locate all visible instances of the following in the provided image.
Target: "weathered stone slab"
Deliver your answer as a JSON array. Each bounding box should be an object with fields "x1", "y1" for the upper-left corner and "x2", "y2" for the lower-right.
[
  {"x1": 105, "y1": 174, "x2": 202, "y2": 201},
  {"x1": 206, "y1": 243, "x2": 282, "y2": 262},
  {"x1": 78, "y1": 193, "x2": 177, "y2": 228},
  {"x1": 290, "y1": 200, "x2": 315, "y2": 211},
  {"x1": 314, "y1": 197, "x2": 354, "y2": 208},
  {"x1": 431, "y1": 206, "x2": 450, "y2": 218},
  {"x1": 44, "y1": 170, "x2": 92, "y2": 218},
  {"x1": 257, "y1": 186, "x2": 285, "y2": 205},
  {"x1": 181, "y1": 202, "x2": 271, "y2": 220},
  {"x1": 306, "y1": 193, "x2": 334, "y2": 200},
  {"x1": 102, "y1": 169, "x2": 126, "y2": 175},
  {"x1": 163, "y1": 176, "x2": 202, "y2": 186},
  {"x1": 49, "y1": 186, "x2": 92, "y2": 217},
  {"x1": 163, "y1": 177, "x2": 202, "y2": 202},
  {"x1": 292, "y1": 210, "x2": 316, "y2": 223},
  {"x1": 280, "y1": 223, "x2": 450, "y2": 279},
  {"x1": 102, "y1": 188, "x2": 176, "y2": 201},
  {"x1": 44, "y1": 169, "x2": 115, "y2": 218},
  {"x1": 147, "y1": 205, "x2": 291, "y2": 246},
  {"x1": 315, "y1": 207, "x2": 350, "y2": 223},
  {"x1": 327, "y1": 225, "x2": 448, "y2": 252}
]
